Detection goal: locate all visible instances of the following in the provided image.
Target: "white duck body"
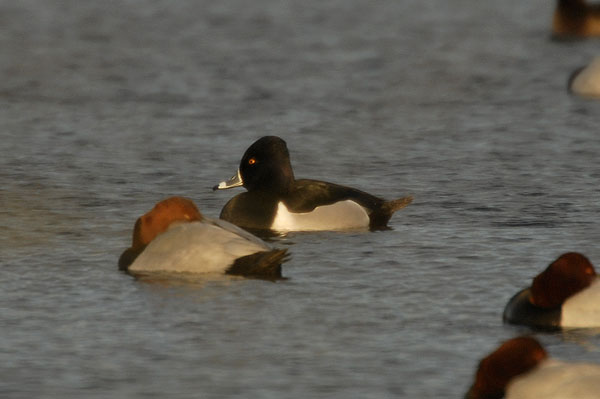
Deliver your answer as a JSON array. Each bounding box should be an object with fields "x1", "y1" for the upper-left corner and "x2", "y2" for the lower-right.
[
  {"x1": 507, "y1": 358, "x2": 600, "y2": 399},
  {"x1": 561, "y1": 278, "x2": 600, "y2": 327},
  {"x1": 570, "y1": 57, "x2": 600, "y2": 98},
  {"x1": 129, "y1": 218, "x2": 271, "y2": 274}
]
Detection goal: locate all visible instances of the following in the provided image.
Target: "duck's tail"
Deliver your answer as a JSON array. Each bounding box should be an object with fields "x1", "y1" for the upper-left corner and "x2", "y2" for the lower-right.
[
  {"x1": 369, "y1": 195, "x2": 413, "y2": 230},
  {"x1": 226, "y1": 249, "x2": 289, "y2": 280},
  {"x1": 118, "y1": 246, "x2": 146, "y2": 271},
  {"x1": 383, "y1": 195, "x2": 413, "y2": 214}
]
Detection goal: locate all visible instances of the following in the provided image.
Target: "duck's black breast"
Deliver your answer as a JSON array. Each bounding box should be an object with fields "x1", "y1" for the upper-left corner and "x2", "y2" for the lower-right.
[
  {"x1": 282, "y1": 179, "x2": 384, "y2": 213},
  {"x1": 503, "y1": 288, "x2": 562, "y2": 330},
  {"x1": 219, "y1": 191, "x2": 280, "y2": 230}
]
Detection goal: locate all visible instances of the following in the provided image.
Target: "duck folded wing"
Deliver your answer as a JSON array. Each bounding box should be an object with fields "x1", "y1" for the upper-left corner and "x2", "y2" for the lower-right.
[
  {"x1": 226, "y1": 249, "x2": 288, "y2": 279},
  {"x1": 285, "y1": 179, "x2": 385, "y2": 212}
]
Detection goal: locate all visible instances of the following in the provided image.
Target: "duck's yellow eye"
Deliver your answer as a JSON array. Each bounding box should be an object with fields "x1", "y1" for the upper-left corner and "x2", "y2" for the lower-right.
[{"x1": 248, "y1": 158, "x2": 256, "y2": 165}]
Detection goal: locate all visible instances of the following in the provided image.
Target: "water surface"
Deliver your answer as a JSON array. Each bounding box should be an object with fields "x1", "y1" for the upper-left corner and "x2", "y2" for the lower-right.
[{"x1": 2, "y1": 1, "x2": 600, "y2": 398}]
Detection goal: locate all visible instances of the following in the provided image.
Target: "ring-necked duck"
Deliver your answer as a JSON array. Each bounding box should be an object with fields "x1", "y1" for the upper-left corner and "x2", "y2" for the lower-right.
[
  {"x1": 119, "y1": 196, "x2": 287, "y2": 279},
  {"x1": 213, "y1": 136, "x2": 413, "y2": 232},
  {"x1": 466, "y1": 336, "x2": 600, "y2": 399},
  {"x1": 553, "y1": 0, "x2": 600, "y2": 38},
  {"x1": 568, "y1": 56, "x2": 600, "y2": 97},
  {"x1": 503, "y1": 252, "x2": 599, "y2": 329}
]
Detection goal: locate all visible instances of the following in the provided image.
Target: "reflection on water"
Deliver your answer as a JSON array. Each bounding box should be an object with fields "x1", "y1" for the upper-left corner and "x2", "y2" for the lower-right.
[
  {"x1": 131, "y1": 271, "x2": 243, "y2": 287},
  {"x1": 557, "y1": 328, "x2": 600, "y2": 353},
  {"x1": 130, "y1": 269, "x2": 287, "y2": 286},
  {"x1": 1, "y1": 184, "x2": 85, "y2": 251}
]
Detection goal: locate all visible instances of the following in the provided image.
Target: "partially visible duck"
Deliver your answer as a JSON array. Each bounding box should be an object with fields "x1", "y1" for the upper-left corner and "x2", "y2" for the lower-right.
[
  {"x1": 465, "y1": 336, "x2": 600, "y2": 399},
  {"x1": 568, "y1": 56, "x2": 600, "y2": 98},
  {"x1": 503, "y1": 252, "x2": 600, "y2": 329},
  {"x1": 118, "y1": 196, "x2": 288, "y2": 279},
  {"x1": 553, "y1": 0, "x2": 600, "y2": 38},
  {"x1": 213, "y1": 136, "x2": 413, "y2": 232}
]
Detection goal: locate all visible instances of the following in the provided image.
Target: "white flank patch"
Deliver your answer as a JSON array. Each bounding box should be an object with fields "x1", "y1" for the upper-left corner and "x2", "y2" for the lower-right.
[
  {"x1": 561, "y1": 278, "x2": 600, "y2": 328},
  {"x1": 271, "y1": 200, "x2": 369, "y2": 231}
]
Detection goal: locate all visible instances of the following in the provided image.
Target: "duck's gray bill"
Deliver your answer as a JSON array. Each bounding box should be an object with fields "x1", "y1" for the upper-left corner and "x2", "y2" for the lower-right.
[{"x1": 213, "y1": 169, "x2": 244, "y2": 191}]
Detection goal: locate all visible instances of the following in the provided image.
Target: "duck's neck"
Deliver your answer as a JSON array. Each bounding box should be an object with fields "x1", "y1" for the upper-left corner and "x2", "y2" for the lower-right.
[
  {"x1": 267, "y1": 171, "x2": 294, "y2": 195},
  {"x1": 265, "y1": 158, "x2": 295, "y2": 195},
  {"x1": 246, "y1": 165, "x2": 294, "y2": 195}
]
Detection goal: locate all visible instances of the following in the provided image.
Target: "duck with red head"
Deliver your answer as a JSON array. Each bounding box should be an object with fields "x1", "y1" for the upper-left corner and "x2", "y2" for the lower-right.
[
  {"x1": 553, "y1": 0, "x2": 600, "y2": 38},
  {"x1": 503, "y1": 252, "x2": 599, "y2": 328},
  {"x1": 466, "y1": 336, "x2": 600, "y2": 399},
  {"x1": 466, "y1": 337, "x2": 547, "y2": 399},
  {"x1": 119, "y1": 196, "x2": 288, "y2": 279},
  {"x1": 118, "y1": 197, "x2": 203, "y2": 269}
]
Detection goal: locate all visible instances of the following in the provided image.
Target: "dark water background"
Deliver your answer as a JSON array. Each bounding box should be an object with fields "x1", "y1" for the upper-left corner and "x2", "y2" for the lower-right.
[{"x1": 2, "y1": 1, "x2": 600, "y2": 398}]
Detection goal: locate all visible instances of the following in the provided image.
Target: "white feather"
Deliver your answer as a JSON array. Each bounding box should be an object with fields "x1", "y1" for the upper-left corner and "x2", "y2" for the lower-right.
[
  {"x1": 507, "y1": 359, "x2": 600, "y2": 399},
  {"x1": 571, "y1": 57, "x2": 600, "y2": 98},
  {"x1": 561, "y1": 278, "x2": 600, "y2": 327},
  {"x1": 271, "y1": 200, "x2": 369, "y2": 231}
]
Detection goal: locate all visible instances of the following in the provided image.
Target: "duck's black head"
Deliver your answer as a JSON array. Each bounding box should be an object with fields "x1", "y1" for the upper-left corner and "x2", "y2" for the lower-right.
[{"x1": 239, "y1": 136, "x2": 295, "y2": 194}]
